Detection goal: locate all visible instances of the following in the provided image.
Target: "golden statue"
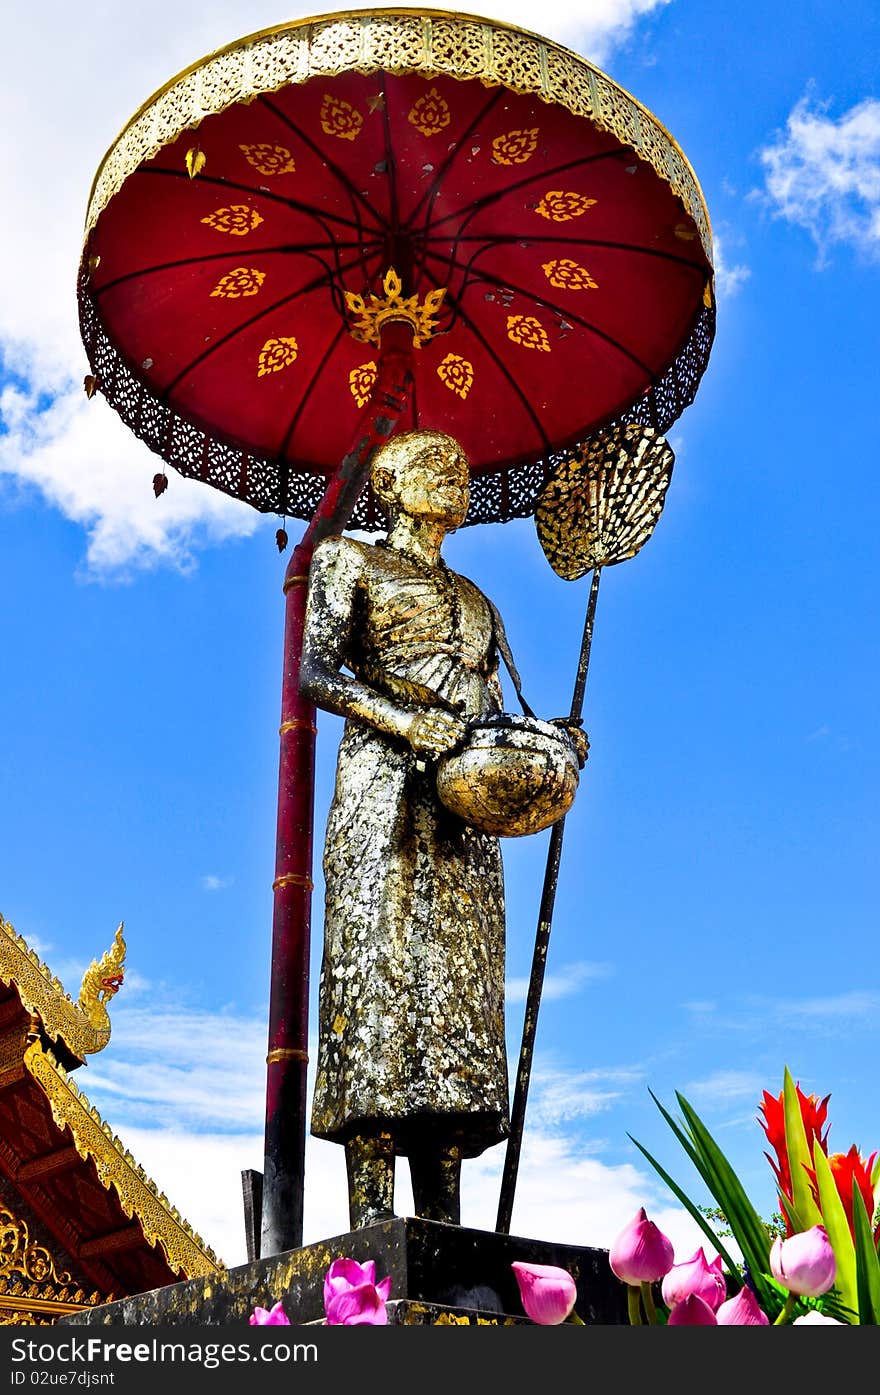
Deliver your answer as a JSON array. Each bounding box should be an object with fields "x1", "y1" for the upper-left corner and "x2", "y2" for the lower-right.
[{"x1": 301, "y1": 429, "x2": 584, "y2": 1228}]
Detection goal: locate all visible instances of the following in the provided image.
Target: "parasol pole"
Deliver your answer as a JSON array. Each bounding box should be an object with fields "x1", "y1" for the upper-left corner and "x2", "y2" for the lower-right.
[
  {"x1": 495, "y1": 423, "x2": 674, "y2": 1236},
  {"x1": 260, "y1": 319, "x2": 415, "y2": 1258},
  {"x1": 496, "y1": 565, "x2": 601, "y2": 1236}
]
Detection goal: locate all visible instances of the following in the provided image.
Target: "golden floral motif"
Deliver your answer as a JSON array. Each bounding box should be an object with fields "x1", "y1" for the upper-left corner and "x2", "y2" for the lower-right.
[
  {"x1": 320, "y1": 94, "x2": 363, "y2": 141},
  {"x1": 506, "y1": 315, "x2": 551, "y2": 352},
  {"x1": 492, "y1": 128, "x2": 539, "y2": 165},
  {"x1": 542, "y1": 258, "x2": 598, "y2": 291},
  {"x1": 201, "y1": 205, "x2": 264, "y2": 237},
  {"x1": 210, "y1": 267, "x2": 266, "y2": 299},
  {"x1": 408, "y1": 87, "x2": 451, "y2": 138},
  {"x1": 437, "y1": 354, "x2": 474, "y2": 400},
  {"x1": 239, "y1": 143, "x2": 296, "y2": 177},
  {"x1": 345, "y1": 267, "x2": 446, "y2": 350},
  {"x1": 258, "y1": 337, "x2": 299, "y2": 377},
  {"x1": 536, "y1": 191, "x2": 597, "y2": 222},
  {"x1": 349, "y1": 362, "x2": 378, "y2": 409}
]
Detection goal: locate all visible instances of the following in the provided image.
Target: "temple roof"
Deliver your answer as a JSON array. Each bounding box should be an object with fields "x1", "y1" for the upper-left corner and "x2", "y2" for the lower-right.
[{"x1": 0, "y1": 913, "x2": 222, "y2": 1323}]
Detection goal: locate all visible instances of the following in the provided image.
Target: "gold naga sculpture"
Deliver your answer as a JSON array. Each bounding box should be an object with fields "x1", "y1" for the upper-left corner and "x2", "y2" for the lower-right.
[{"x1": 0, "y1": 918, "x2": 125, "y2": 1060}]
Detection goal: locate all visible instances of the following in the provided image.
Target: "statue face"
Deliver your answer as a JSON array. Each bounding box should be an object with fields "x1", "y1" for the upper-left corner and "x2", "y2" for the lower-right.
[{"x1": 384, "y1": 435, "x2": 469, "y2": 528}]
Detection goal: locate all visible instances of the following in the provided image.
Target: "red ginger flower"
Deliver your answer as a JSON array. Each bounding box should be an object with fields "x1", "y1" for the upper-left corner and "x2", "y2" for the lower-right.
[
  {"x1": 824, "y1": 1146, "x2": 878, "y2": 1243},
  {"x1": 759, "y1": 1083, "x2": 830, "y2": 1232}
]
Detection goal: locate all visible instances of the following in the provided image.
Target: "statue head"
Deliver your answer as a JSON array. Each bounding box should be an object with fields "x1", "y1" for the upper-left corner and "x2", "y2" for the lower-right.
[{"x1": 371, "y1": 429, "x2": 469, "y2": 530}]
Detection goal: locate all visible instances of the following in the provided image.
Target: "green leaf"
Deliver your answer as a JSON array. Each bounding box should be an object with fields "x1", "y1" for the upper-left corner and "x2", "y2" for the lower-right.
[
  {"x1": 852, "y1": 1186, "x2": 880, "y2": 1324},
  {"x1": 674, "y1": 1093, "x2": 772, "y2": 1282},
  {"x1": 782, "y1": 1066, "x2": 823, "y2": 1231},
  {"x1": 812, "y1": 1140, "x2": 857, "y2": 1321},
  {"x1": 627, "y1": 1133, "x2": 742, "y2": 1279}
]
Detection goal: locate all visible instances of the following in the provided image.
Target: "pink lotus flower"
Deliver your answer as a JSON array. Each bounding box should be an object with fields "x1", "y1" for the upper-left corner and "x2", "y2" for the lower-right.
[
  {"x1": 661, "y1": 1248, "x2": 726, "y2": 1312},
  {"x1": 793, "y1": 1311, "x2": 844, "y2": 1325},
  {"x1": 667, "y1": 1293, "x2": 718, "y2": 1325},
  {"x1": 609, "y1": 1208, "x2": 675, "y2": 1285},
  {"x1": 769, "y1": 1225, "x2": 837, "y2": 1297},
  {"x1": 323, "y1": 1257, "x2": 392, "y2": 1325},
  {"x1": 716, "y1": 1286, "x2": 770, "y2": 1325},
  {"x1": 249, "y1": 1301, "x2": 290, "y2": 1326},
  {"x1": 511, "y1": 1261, "x2": 577, "y2": 1325}
]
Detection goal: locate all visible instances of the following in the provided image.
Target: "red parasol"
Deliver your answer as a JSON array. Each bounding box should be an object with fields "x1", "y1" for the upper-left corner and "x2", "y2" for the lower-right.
[
  {"x1": 78, "y1": 9, "x2": 715, "y2": 1257},
  {"x1": 80, "y1": 8, "x2": 713, "y2": 529}
]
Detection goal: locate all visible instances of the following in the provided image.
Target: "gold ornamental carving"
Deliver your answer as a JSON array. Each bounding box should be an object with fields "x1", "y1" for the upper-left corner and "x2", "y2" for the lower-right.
[
  {"x1": 349, "y1": 361, "x2": 378, "y2": 407},
  {"x1": 408, "y1": 86, "x2": 451, "y2": 137},
  {"x1": 0, "y1": 1203, "x2": 106, "y2": 1326},
  {"x1": 320, "y1": 93, "x2": 364, "y2": 140},
  {"x1": 506, "y1": 315, "x2": 550, "y2": 352},
  {"x1": 542, "y1": 257, "x2": 598, "y2": 291},
  {"x1": 23, "y1": 1042, "x2": 222, "y2": 1280},
  {"x1": 345, "y1": 267, "x2": 446, "y2": 349},
  {"x1": 0, "y1": 914, "x2": 123, "y2": 1058},
  {"x1": 83, "y1": 11, "x2": 712, "y2": 264},
  {"x1": 239, "y1": 142, "x2": 296, "y2": 176},
  {"x1": 201, "y1": 205, "x2": 264, "y2": 236},
  {"x1": 0, "y1": 1205, "x2": 72, "y2": 1287},
  {"x1": 536, "y1": 190, "x2": 597, "y2": 222},
  {"x1": 492, "y1": 128, "x2": 539, "y2": 165},
  {"x1": 210, "y1": 267, "x2": 266, "y2": 299},
  {"x1": 258, "y1": 336, "x2": 299, "y2": 377},
  {"x1": 436, "y1": 353, "x2": 474, "y2": 400}
]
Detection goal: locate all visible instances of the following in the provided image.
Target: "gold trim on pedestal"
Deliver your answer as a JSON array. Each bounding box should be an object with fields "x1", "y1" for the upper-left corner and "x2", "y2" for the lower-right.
[
  {"x1": 83, "y1": 8, "x2": 712, "y2": 261},
  {"x1": 23, "y1": 1042, "x2": 223, "y2": 1280}
]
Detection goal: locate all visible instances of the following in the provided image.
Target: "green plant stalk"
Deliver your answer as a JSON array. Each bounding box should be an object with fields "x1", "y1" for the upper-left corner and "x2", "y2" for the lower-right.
[
  {"x1": 812, "y1": 1140, "x2": 857, "y2": 1320},
  {"x1": 773, "y1": 1293, "x2": 798, "y2": 1326},
  {"x1": 782, "y1": 1066, "x2": 823, "y2": 1231},
  {"x1": 627, "y1": 1286, "x2": 643, "y2": 1326},
  {"x1": 852, "y1": 1186, "x2": 880, "y2": 1324},
  {"x1": 640, "y1": 1282, "x2": 659, "y2": 1325}
]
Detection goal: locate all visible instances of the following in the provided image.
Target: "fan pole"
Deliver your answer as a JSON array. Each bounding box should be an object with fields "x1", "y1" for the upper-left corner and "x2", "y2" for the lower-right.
[
  {"x1": 260, "y1": 322, "x2": 415, "y2": 1258},
  {"x1": 496, "y1": 565, "x2": 602, "y2": 1235}
]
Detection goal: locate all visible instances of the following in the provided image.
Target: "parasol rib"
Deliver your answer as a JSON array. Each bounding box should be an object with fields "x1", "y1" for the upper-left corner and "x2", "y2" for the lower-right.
[
  {"x1": 260, "y1": 94, "x2": 390, "y2": 235},
  {"x1": 153, "y1": 251, "x2": 376, "y2": 399},
  {"x1": 137, "y1": 166, "x2": 380, "y2": 237},
  {"x1": 277, "y1": 322, "x2": 349, "y2": 458},
  {"x1": 408, "y1": 88, "x2": 506, "y2": 232},
  {"x1": 422, "y1": 246, "x2": 658, "y2": 379},
  {"x1": 419, "y1": 264, "x2": 551, "y2": 451}
]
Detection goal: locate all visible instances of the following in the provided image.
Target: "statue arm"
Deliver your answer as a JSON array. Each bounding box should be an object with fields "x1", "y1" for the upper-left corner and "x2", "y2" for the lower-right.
[{"x1": 300, "y1": 537, "x2": 466, "y2": 757}]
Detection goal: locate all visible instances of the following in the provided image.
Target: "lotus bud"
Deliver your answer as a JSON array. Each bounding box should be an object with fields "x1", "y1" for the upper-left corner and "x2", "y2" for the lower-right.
[
  {"x1": 793, "y1": 1311, "x2": 843, "y2": 1325},
  {"x1": 608, "y1": 1207, "x2": 675, "y2": 1285},
  {"x1": 511, "y1": 1261, "x2": 578, "y2": 1325},
  {"x1": 661, "y1": 1247, "x2": 726, "y2": 1311},
  {"x1": 323, "y1": 1257, "x2": 392, "y2": 1326},
  {"x1": 716, "y1": 1286, "x2": 770, "y2": 1325},
  {"x1": 769, "y1": 1225, "x2": 836, "y2": 1297},
  {"x1": 248, "y1": 1301, "x2": 290, "y2": 1325},
  {"x1": 667, "y1": 1293, "x2": 718, "y2": 1325}
]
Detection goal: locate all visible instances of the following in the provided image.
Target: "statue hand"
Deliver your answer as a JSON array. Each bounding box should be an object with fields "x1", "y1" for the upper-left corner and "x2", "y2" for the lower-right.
[
  {"x1": 406, "y1": 708, "x2": 468, "y2": 759},
  {"x1": 549, "y1": 717, "x2": 590, "y2": 769}
]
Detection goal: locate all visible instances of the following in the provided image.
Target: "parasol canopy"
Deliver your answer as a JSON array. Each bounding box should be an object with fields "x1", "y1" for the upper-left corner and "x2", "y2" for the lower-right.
[{"x1": 79, "y1": 8, "x2": 714, "y2": 529}]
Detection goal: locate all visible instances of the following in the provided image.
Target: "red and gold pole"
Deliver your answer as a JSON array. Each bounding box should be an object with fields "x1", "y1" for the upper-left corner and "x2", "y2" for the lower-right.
[{"x1": 260, "y1": 320, "x2": 415, "y2": 1256}]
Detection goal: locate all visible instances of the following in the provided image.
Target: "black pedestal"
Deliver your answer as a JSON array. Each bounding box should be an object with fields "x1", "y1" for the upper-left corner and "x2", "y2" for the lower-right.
[{"x1": 61, "y1": 1218, "x2": 627, "y2": 1326}]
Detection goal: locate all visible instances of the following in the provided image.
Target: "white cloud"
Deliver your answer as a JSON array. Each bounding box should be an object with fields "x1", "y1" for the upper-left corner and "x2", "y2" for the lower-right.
[
  {"x1": 682, "y1": 1070, "x2": 767, "y2": 1105},
  {"x1": 712, "y1": 234, "x2": 750, "y2": 299},
  {"x1": 505, "y1": 959, "x2": 611, "y2": 1005},
  {"x1": 1, "y1": 1, "x2": 670, "y2": 576},
  {"x1": 77, "y1": 996, "x2": 712, "y2": 1271},
  {"x1": 201, "y1": 874, "x2": 235, "y2": 892},
  {"x1": 759, "y1": 95, "x2": 880, "y2": 262}
]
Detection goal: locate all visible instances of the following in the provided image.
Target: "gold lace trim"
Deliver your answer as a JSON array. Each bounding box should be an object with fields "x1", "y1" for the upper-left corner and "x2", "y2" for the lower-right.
[{"x1": 84, "y1": 8, "x2": 711, "y2": 261}]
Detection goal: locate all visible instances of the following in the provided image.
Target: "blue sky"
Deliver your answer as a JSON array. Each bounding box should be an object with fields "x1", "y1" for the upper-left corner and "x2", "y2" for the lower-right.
[{"x1": 1, "y1": 0, "x2": 878, "y2": 1271}]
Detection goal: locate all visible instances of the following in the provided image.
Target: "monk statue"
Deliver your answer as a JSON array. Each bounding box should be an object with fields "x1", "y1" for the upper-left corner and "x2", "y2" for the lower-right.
[{"x1": 300, "y1": 428, "x2": 584, "y2": 1229}]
